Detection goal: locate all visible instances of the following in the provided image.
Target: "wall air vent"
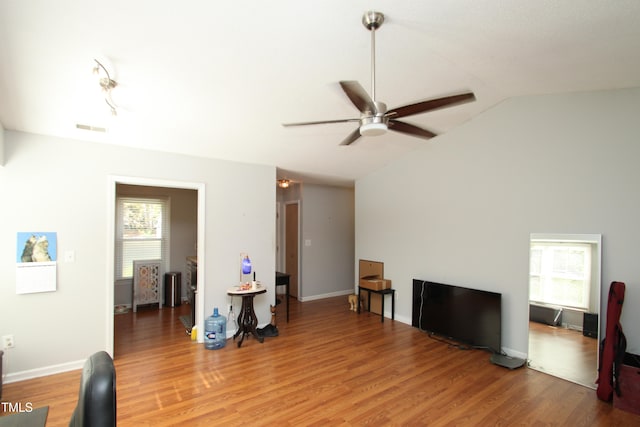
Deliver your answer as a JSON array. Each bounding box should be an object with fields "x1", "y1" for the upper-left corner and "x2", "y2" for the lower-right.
[{"x1": 76, "y1": 123, "x2": 107, "y2": 133}]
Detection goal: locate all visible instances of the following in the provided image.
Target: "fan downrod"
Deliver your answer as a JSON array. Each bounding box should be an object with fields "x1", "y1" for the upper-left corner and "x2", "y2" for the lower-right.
[{"x1": 362, "y1": 11, "x2": 384, "y2": 31}]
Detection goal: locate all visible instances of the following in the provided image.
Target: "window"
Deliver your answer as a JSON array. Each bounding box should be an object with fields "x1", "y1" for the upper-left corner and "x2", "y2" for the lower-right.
[
  {"x1": 115, "y1": 197, "x2": 169, "y2": 279},
  {"x1": 529, "y1": 242, "x2": 591, "y2": 310}
]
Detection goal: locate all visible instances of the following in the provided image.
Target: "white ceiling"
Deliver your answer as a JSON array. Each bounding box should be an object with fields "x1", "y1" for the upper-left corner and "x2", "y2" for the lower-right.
[{"x1": 1, "y1": 1, "x2": 640, "y2": 187}]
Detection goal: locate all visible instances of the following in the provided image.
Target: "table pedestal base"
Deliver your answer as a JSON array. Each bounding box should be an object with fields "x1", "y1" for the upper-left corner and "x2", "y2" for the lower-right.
[{"x1": 233, "y1": 294, "x2": 264, "y2": 347}]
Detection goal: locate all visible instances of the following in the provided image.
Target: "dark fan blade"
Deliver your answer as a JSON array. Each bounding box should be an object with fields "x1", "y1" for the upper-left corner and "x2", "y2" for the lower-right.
[
  {"x1": 339, "y1": 127, "x2": 362, "y2": 146},
  {"x1": 282, "y1": 118, "x2": 360, "y2": 127},
  {"x1": 388, "y1": 92, "x2": 475, "y2": 119},
  {"x1": 339, "y1": 81, "x2": 377, "y2": 114},
  {"x1": 388, "y1": 120, "x2": 437, "y2": 140}
]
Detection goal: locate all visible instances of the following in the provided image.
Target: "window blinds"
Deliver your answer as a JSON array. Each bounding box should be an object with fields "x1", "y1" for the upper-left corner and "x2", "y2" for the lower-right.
[{"x1": 115, "y1": 197, "x2": 170, "y2": 280}]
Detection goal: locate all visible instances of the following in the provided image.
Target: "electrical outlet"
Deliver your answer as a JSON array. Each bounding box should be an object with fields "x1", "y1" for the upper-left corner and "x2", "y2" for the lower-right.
[{"x1": 2, "y1": 334, "x2": 15, "y2": 349}]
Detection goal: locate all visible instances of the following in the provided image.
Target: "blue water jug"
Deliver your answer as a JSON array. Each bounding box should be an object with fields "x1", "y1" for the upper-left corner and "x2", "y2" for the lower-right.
[{"x1": 204, "y1": 307, "x2": 227, "y2": 350}]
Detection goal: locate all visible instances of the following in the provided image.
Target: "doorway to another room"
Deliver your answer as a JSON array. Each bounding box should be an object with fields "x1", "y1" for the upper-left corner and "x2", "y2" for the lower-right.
[{"x1": 107, "y1": 176, "x2": 205, "y2": 358}]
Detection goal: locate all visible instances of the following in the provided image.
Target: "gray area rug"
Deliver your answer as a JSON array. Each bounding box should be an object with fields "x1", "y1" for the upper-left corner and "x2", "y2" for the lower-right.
[{"x1": 179, "y1": 315, "x2": 191, "y2": 330}]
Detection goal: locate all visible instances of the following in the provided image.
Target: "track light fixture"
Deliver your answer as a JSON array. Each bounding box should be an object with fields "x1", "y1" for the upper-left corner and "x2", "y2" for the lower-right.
[{"x1": 93, "y1": 59, "x2": 118, "y2": 116}]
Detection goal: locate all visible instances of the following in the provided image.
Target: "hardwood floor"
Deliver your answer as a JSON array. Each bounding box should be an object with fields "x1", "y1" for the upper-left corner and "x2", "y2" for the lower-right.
[{"x1": 2, "y1": 296, "x2": 639, "y2": 426}]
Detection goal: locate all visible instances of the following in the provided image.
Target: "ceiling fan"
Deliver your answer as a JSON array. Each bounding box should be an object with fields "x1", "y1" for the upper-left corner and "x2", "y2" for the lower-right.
[{"x1": 283, "y1": 11, "x2": 476, "y2": 146}]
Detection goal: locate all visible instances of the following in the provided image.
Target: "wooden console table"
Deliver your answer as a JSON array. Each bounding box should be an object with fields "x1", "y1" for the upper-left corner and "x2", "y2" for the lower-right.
[
  {"x1": 358, "y1": 287, "x2": 395, "y2": 323},
  {"x1": 227, "y1": 285, "x2": 267, "y2": 347}
]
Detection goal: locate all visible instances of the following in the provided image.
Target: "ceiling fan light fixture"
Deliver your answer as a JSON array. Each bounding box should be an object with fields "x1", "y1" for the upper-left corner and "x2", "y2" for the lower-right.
[
  {"x1": 360, "y1": 122, "x2": 387, "y2": 136},
  {"x1": 360, "y1": 113, "x2": 388, "y2": 137},
  {"x1": 93, "y1": 58, "x2": 118, "y2": 116},
  {"x1": 277, "y1": 179, "x2": 290, "y2": 188}
]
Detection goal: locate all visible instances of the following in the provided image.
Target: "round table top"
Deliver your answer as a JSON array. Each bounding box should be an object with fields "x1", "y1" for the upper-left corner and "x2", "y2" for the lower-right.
[{"x1": 227, "y1": 283, "x2": 267, "y2": 296}]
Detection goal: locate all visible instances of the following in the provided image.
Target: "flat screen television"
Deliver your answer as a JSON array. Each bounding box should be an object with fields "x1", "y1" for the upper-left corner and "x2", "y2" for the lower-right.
[{"x1": 412, "y1": 279, "x2": 502, "y2": 354}]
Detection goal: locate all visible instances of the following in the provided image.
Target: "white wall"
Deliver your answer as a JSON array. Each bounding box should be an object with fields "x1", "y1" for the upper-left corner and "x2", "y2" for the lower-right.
[
  {"x1": 300, "y1": 184, "x2": 355, "y2": 299},
  {"x1": 356, "y1": 87, "x2": 640, "y2": 357},
  {"x1": 0, "y1": 131, "x2": 275, "y2": 380},
  {"x1": 0, "y1": 121, "x2": 4, "y2": 166}
]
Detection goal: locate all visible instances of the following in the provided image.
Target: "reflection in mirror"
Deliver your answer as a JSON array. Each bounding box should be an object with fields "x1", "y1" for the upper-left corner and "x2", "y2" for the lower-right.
[{"x1": 527, "y1": 233, "x2": 601, "y2": 389}]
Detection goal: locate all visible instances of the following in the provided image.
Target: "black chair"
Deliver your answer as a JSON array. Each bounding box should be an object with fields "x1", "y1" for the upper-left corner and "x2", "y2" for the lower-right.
[{"x1": 69, "y1": 351, "x2": 116, "y2": 427}]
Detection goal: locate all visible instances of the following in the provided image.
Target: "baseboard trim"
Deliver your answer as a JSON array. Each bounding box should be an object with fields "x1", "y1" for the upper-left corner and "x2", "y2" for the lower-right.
[
  {"x1": 502, "y1": 347, "x2": 527, "y2": 360},
  {"x1": 3, "y1": 359, "x2": 84, "y2": 384},
  {"x1": 299, "y1": 289, "x2": 352, "y2": 302}
]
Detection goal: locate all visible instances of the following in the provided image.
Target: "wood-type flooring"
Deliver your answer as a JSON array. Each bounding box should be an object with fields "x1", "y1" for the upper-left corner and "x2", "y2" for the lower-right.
[{"x1": 2, "y1": 296, "x2": 638, "y2": 426}]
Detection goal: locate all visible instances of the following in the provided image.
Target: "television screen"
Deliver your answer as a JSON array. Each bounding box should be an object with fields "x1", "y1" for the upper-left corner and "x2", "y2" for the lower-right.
[{"x1": 412, "y1": 279, "x2": 501, "y2": 354}]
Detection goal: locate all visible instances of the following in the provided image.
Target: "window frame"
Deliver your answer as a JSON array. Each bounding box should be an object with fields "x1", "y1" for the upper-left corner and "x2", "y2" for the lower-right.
[
  {"x1": 115, "y1": 196, "x2": 170, "y2": 280},
  {"x1": 529, "y1": 241, "x2": 592, "y2": 310}
]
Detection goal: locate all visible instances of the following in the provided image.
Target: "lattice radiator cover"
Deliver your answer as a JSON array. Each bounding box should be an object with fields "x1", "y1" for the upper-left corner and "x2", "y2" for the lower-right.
[{"x1": 133, "y1": 259, "x2": 163, "y2": 312}]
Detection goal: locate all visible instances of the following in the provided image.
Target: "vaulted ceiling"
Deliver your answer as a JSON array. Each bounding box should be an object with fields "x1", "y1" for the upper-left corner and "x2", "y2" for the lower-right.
[{"x1": 1, "y1": 1, "x2": 639, "y2": 186}]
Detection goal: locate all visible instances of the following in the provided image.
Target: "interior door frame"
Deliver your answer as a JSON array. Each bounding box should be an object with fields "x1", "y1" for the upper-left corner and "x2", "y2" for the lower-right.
[
  {"x1": 106, "y1": 175, "x2": 206, "y2": 355},
  {"x1": 284, "y1": 200, "x2": 301, "y2": 299},
  {"x1": 276, "y1": 201, "x2": 284, "y2": 272}
]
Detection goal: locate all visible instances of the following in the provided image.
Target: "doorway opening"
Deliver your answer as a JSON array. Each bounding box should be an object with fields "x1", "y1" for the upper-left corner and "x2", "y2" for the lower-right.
[{"x1": 106, "y1": 175, "x2": 205, "y2": 357}]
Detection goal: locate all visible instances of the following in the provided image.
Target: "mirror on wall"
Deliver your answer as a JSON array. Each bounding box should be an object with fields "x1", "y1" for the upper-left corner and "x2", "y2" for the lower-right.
[{"x1": 527, "y1": 233, "x2": 601, "y2": 389}]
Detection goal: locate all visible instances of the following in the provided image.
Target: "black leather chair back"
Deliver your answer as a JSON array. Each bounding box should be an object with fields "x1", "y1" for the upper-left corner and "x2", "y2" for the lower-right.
[{"x1": 69, "y1": 351, "x2": 116, "y2": 427}]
